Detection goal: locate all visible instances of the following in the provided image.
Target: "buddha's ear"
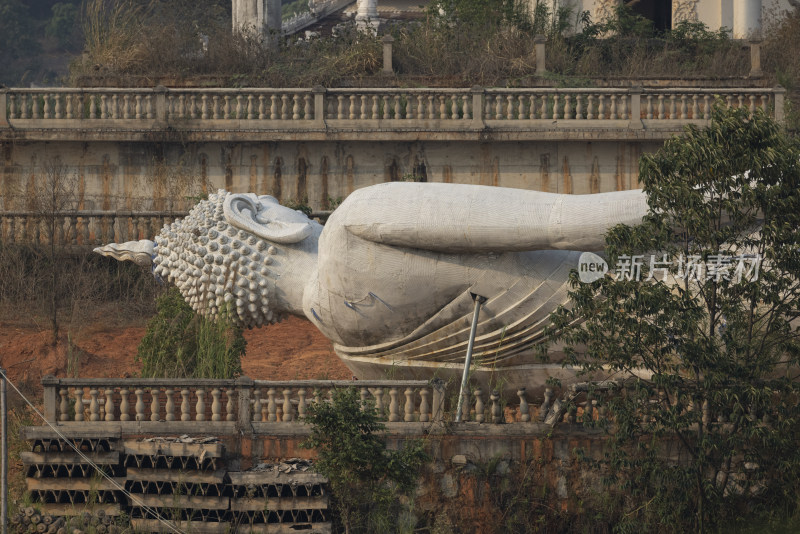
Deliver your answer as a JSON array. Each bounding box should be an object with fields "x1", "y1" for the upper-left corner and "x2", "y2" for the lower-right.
[{"x1": 223, "y1": 193, "x2": 312, "y2": 244}]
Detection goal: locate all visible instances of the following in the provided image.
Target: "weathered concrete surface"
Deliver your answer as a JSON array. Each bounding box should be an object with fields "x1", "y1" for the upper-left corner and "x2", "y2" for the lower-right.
[{"x1": 0, "y1": 139, "x2": 657, "y2": 211}]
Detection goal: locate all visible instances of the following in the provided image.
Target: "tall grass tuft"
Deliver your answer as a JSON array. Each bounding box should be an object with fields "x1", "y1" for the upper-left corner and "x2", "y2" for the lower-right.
[{"x1": 137, "y1": 287, "x2": 245, "y2": 379}]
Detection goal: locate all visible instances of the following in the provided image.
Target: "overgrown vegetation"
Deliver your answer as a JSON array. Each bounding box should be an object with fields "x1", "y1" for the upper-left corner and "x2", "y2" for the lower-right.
[
  {"x1": 301, "y1": 387, "x2": 428, "y2": 534},
  {"x1": 136, "y1": 287, "x2": 245, "y2": 378},
  {"x1": 543, "y1": 105, "x2": 800, "y2": 532}
]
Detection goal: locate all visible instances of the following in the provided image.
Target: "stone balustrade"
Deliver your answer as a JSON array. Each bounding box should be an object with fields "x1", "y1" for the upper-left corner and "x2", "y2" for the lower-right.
[
  {"x1": 0, "y1": 210, "x2": 332, "y2": 247},
  {"x1": 0, "y1": 210, "x2": 185, "y2": 247},
  {"x1": 1, "y1": 87, "x2": 785, "y2": 138},
  {"x1": 41, "y1": 376, "x2": 619, "y2": 427}
]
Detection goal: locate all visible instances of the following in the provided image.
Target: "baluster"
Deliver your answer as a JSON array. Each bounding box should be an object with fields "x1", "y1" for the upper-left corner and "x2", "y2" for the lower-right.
[
  {"x1": 283, "y1": 388, "x2": 294, "y2": 421},
  {"x1": 267, "y1": 388, "x2": 277, "y2": 421},
  {"x1": 222, "y1": 95, "x2": 230, "y2": 119},
  {"x1": 552, "y1": 94, "x2": 559, "y2": 120},
  {"x1": 147, "y1": 95, "x2": 155, "y2": 119},
  {"x1": 252, "y1": 388, "x2": 262, "y2": 422},
  {"x1": 515, "y1": 94, "x2": 524, "y2": 120},
  {"x1": 749, "y1": 94, "x2": 756, "y2": 114},
  {"x1": 666, "y1": 94, "x2": 674, "y2": 118},
  {"x1": 59, "y1": 389, "x2": 70, "y2": 421},
  {"x1": 32, "y1": 95, "x2": 40, "y2": 119},
  {"x1": 297, "y1": 388, "x2": 307, "y2": 419},
  {"x1": 88, "y1": 389, "x2": 100, "y2": 421},
  {"x1": 20, "y1": 94, "x2": 29, "y2": 119},
  {"x1": 404, "y1": 388, "x2": 415, "y2": 422},
  {"x1": 134, "y1": 95, "x2": 142, "y2": 119},
  {"x1": 135, "y1": 389, "x2": 145, "y2": 421},
  {"x1": 98, "y1": 94, "x2": 106, "y2": 119},
  {"x1": 563, "y1": 94, "x2": 571, "y2": 119},
  {"x1": 44, "y1": 94, "x2": 52, "y2": 119},
  {"x1": 175, "y1": 95, "x2": 183, "y2": 118},
  {"x1": 226, "y1": 389, "x2": 235, "y2": 422},
  {"x1": 258, "y1": 94, "x2": 266, "y2": 119},
  {"x1": 620, "y1": 94, "x2": 629, "y2": 119},
  {"x1": 490, "y1": 390, "x2": 502, "y2": 423},
  {"x1": 150, "y1": 388, "x2": 160, "y2": 421},
  {"x1": 375, "y1": 388, "x2": 385, "y2": 419},
  {"x1": 419, "y1": 95, "x2": 427, "y2": 119},
  {"x1": 360, "y1": 95, "x2": 368, "y2": 119},
  {"x1": 474, "y1": 387, "x2": 484, "y2": 423},
  {"x1": 598, "y1": 95, "x2": 605, "y2": 119},
  {"x1": 518, "y1": 388, "x2": 529, "y2": 422},
  {"x1": 680, "y1": 95, "x2": 688, "y2": 119},
  {"x1": 293, "y1": 95, "x2": 301, "y2": 120},
  {"x1": 462, "y1": 94, "x2": 471, "y2": 120},
  {"x1": 210, "y1": 95, "x2": 219, "y2": 119},
  {"x1": 703, "y1": 95, "x2": 711, "y2": 119},
  {"x1": 503, "y1": 95, "x2": 512, "y2": 119},
  {"x1": 645, "y1": 95, "x2": 653, "y2": 119},
  {"x1": 539, "y1": 387, "x2": 553, "y2": 421},
  {"x1": 120, "y1": 95, "x2": 129, "y2": 119},
  {"x1": 394, "y1": 94, "x2": 401, "y2": 118},
  {"x1": 725, "y1": 94, "x2": 733, "y2": 109},
  {"x1": 281, "y1": 94, "x2": 290, "y2": 120},
  {"x1": 372, "y1": 95, "x2": 380, "y2": 119},
  {"x1": 165, "y1": 388, "x2": 175, "y2": 421},
  {"x1": 575, "y1": 95, "x2": 583, "y2": 119},
  {"x1": 8, "y1": 95, "x2": 16, "y2": 120},
  {"x1": 120, "y1": 388, "x2": 130, "y2": 421},
  {"x1": 738, "y1": 94, "x2": 745, "y2": 109},
  {"x1": 360, "y1": 387, "x2": 369, "y2": 408},
  {"x1": 492, "y1": 94, "x2": 501, "y2": 119},
  {"x1": 382, "y1": 95, "x2": 391, "y2": 119},
  {"x1": 527, "y1": 94, "x2": 535, "y2": 119},
  {"x1": 336, "y1": 95, "x2": 344, "y2": 119},
  {"x1": 587, "y1": 95, "x2": 595, "y2": 120},
  {"x1": 65, "y1": 94, "x2": 73, "y2": 120},
  {"x1": 304, "y1": 94, "x2": 312, "y2": 119},
  {"x1": 419, "y1": 388, "x2": 430, "y2": 422},
  {"x1": 609, "y1": 95, "x2": 617, "y2": 119},
  {"x1": 247, "y1": 95, "x2": 255, "y2": 119},
  {"x1": 691, "y1": 95, "x2": 699, "y2": 119},
  {"x1": 540, "y1": 94, "x2": 548, "y2": 119},
  {"x1": 195, "y1": 388, "x2": 206, "y2": 421},
  {"x1": 211, "y1": 388, "x2": 222, "y2": 421},
  {"x1": 199, "y1": 95, "x2": 208, "y2": 119},
  {"x1": 657, "y1": 95, "x2": 665, "y2": 119},
  {"x1": 74, "y1": 388, "x2": 84, "y2": 421},
  {"x1": 103, "y1": 389, "x2": 114, "y2": 421},
  {"x1": 313, "y1": 388, "x2": 321, "y2": 405},
  {"x1": 55, "y1": 94, "x2": 63, "y2": 119},
  {"x1": 181, "y1": 388, "x2": 191, "y2": 421},
  {"x1": 266, "y1": 94, "x2": 276, "y2": 120},
  {"x1": 235, "y1": 95, "x2": 243, "y2": 119},
  {"x1": 389, "y1": 387, "x2": 400, "y2": 422}
]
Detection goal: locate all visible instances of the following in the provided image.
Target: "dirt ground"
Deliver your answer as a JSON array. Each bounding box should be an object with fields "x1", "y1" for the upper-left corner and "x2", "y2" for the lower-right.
[{"x1": 0, "y1": 314, "x2": 352, "y2": 402}]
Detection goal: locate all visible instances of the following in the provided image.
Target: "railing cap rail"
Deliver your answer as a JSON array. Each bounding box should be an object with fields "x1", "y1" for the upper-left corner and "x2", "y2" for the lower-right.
[{"x1": 43, "y1": 377, "x2": 433, "y2": 388}]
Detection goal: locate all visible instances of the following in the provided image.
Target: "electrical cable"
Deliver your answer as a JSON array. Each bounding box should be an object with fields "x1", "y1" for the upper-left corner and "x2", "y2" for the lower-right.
[{"x1": 0, "y1": 368, "x2": 186, "y2": 534}]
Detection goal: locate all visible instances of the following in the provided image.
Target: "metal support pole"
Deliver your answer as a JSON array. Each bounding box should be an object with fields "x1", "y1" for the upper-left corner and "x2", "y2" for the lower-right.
[
  {"x1": 1, "y1": 367, "x2": 8, "y2": 534},
  {"x1": 455, "y1": 294, "x2": 487, "y2": 423}
]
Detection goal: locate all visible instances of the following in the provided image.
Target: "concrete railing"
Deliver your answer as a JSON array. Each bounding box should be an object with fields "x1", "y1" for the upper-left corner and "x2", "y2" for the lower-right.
[
  {"x1": 42, "y1": 377, "x2": 446, "y2": 425},
  {"x1": 0, "y1": 210, "x2": 186, "y2": 247},
  {"x1": 0, "y1": 210, "x2": 332, "y2": 247},
  {"x1": 1, "y1": 86, "x2": 785, "y2": 132},
  {"x1": 41, "y1": 376, "x2": 616, "y2": 427}
]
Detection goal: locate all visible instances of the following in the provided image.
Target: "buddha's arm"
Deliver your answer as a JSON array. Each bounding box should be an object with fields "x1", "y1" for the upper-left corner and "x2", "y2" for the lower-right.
[{"x1": 337, "y1": 182, "x2": 648, "y2": 253}]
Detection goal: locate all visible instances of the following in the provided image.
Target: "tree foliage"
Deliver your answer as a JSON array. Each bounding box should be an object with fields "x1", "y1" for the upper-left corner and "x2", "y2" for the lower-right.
[
  {"x1": 301, "y1": 387, "x2": 428, "y2": 534},
  {"x1": 137, "y1": 287, "x2": 244, "y2": 379},
  {"x1": 545, "y1": 105, "x2": 800, "y2": 532}
]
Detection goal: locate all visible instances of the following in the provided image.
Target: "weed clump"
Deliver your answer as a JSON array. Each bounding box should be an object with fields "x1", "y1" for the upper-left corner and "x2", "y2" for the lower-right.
[{"x1": 137, "y1": 287, "x2": 244, "y2": 378}]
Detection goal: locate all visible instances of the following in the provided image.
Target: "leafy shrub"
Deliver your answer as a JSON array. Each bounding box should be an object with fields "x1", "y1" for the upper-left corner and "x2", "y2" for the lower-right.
[
  {"x1": 137, "y1": 287, "x2": 244, "y2": 378},
  {"x1": 301, "y1": 387, "x2": 428, "y2": 533}
]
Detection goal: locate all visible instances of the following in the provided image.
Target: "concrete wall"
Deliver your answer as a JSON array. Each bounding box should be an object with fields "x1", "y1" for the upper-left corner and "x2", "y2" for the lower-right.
[{"x1": 0, "y1": 139, "x2": 658, "y2": 213}]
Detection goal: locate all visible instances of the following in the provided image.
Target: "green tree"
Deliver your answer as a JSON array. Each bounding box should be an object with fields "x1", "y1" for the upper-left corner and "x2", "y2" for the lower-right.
[
  {"x1": 545, "y1": 105, "x2": 800, "y2": 532},
  {"x1": 0, "y1": 0, "x2": 40, "y2": 60},
  {"x1": 137, "y1": 287, "x2": 245, "y2": 378},
  {"x1": 46, "y1": 2, "x2": 79, "y2": 47},
  {"x1": 301, "y1": 387, "x2": 428, "y2": 534}
]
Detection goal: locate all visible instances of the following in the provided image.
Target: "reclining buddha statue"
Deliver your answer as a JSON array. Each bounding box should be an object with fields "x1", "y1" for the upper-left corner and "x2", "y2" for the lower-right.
[{"x1": 96, "y1": 182, "x2": 649, "y2": 395}]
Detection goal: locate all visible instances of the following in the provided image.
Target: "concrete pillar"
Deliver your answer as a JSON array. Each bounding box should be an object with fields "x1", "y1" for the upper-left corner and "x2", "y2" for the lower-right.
[
  {"x1": 733, "y1": 0, "x2": 762, "y2": 39},
  {"x1": 534, "y1": 35, "x2": 546, "y2": 75},
  {"x1": 313, "y1": 86, "x2": 326, "y2": 126},
  {"x1": 471, "y1": 86, "x2": 485, "y2": 129},
  {"x1": 232, "y1": 0, "x2": 259, "y2": 33},
  {"x1": 356, "y1": 0, "x2": 379, "y2": 30},
  {"x1": 774, "y1": 86, "x2": 785, "y2": 123},
  {"x1": 382, "y1": 35, "x2": 394, "y2": 75},
  {"x1": 749, "y1": 39, "x2": 763, "y2": 77},
  {"x1": 264, "y1": 0, "x2": 281, "y2": 34},
  {"x1": 0, "y1": 89, "x2": 7, "y2": 127}
]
